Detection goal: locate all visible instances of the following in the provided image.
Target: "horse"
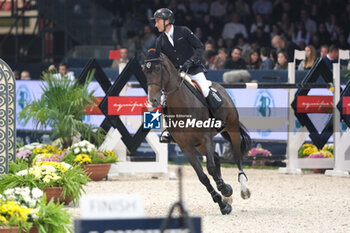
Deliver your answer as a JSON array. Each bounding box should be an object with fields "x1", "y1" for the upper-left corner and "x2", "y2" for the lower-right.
[{"x1": 143, "y1": 50, "x2": 251, "y2": 215}]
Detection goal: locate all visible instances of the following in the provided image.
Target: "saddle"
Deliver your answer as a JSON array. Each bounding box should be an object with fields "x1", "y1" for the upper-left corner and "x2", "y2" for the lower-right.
[{"x1": 179, "y1": 72, "x2": 212, "y2": 107}]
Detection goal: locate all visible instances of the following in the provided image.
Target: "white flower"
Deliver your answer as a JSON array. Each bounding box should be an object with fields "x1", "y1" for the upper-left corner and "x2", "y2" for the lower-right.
[
  {"x1": 73, "y1": 148, "x2": 80, "y2": 154},
  {"x1": 31, "y1": 188, "x2": 43, "y2": 199},
  {"x1": 4, "y1": 189, "x2": 14, "y2": 196},
  {"x1": 61, "y1": 162, "x2": 72, "y2": 170},
  {"x1": 16, "y1": 170, "x2": 28, "y2": 176},
  {"x1": 82, "y1": 148, "x2": 87, "y2": 153}
]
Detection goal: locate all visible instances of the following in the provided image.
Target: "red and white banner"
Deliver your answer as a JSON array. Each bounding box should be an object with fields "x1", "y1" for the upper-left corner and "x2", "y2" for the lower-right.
[
  {"x1": 297, "y1": 96, "x2": 333, "y2": 113},
  {"x1": 343, "y1": 97, "x2": 350, "y2": 115}
]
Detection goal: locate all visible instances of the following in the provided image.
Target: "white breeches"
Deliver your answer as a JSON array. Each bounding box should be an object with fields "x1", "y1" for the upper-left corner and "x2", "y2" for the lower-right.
[{"x1": 188, "y1": 72, "x2": 210, "y2": 97}]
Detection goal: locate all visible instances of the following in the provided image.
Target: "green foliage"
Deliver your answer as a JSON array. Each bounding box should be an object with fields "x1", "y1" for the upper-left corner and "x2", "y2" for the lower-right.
[
  {"x1": 8, "y1": 160, "x2": 28, "y2": 174},
  {"x1": 34, "y1": 197, "x2": 72, "y2": 233},
  {"x1": 19, "y1": 70, "x2": 105, "y2": 148},
  {"x1": 0, "y1": 164, "x2": 89, "y2": 205}
]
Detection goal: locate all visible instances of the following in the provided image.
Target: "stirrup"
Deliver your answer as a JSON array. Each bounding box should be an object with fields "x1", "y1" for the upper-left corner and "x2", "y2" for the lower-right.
[{"x1": 159, "y1": 130, "x2": 176, "y2": 144}]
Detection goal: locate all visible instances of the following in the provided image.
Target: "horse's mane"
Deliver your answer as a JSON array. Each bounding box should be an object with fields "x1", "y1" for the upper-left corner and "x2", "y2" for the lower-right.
[{"x1": 161, "y1": 53, "x2": 178, "y2": 77}]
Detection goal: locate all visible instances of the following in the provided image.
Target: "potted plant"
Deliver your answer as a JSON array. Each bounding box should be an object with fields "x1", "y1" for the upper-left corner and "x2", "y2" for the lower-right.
[
  {"x1": 247, "y1": 146, "x2": 272, "y2": 166},
  {"x1": 0, "y1": 161, "x2": 89, "y2": 205},
  {"x1": 19, "y1": 71, "x2": 104, "y2": 149},
  {"x1": 62, "y1": 140, "x2": 118, "y2": 181},
  {"x1": 0, "y1": 187, "x2": 72, "y2": 233}
]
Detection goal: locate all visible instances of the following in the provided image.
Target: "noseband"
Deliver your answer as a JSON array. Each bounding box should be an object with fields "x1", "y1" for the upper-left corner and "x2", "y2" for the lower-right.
[{"x1": 144, "y1": 56, "x2": 184, "y2": 96}]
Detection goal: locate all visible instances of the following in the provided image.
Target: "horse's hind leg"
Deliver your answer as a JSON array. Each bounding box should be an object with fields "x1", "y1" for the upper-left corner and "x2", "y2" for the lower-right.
[
  {"x1": 226, "y1": 129, "x2": 251, "y2": 200},
  {"x1": 182, "y1": 145, "x2": 232, "y2": 215}
]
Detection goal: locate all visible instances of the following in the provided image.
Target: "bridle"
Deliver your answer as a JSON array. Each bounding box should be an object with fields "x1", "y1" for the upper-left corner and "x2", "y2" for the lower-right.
[{"x1": 144, "y1": 55, "x2": 185, "y2": 97}]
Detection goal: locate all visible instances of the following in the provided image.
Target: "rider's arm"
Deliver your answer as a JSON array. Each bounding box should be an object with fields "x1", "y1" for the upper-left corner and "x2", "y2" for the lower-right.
[{"x1": 183, "y1": 26, "x2": 204, "y2": 65}]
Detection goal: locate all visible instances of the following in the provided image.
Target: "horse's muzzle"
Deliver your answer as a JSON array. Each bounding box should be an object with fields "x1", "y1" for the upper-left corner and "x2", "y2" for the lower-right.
[{"x1": 146, "y1": 99, "x2": 158, "y2": 111}]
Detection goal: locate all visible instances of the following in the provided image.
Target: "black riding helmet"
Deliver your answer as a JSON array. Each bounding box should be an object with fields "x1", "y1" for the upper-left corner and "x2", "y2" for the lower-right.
[{"x1": 151, "y1": 8, "x2": 175, "y2": 24}]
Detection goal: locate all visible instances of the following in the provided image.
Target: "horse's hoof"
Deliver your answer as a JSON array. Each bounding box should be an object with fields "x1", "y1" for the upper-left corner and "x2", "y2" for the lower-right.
[
  {"x1": 220, "y1": 203, "x2": 232, "y2": 215},
  {"x1": 224, "y1": 196, "x2": 233, "y2": 205},
  {"x1": 240, "y1": 188, "x2": 251, "y2": 200},
  {"x1": 221, "y1": 184, "x2": 233, "y2": 197}
]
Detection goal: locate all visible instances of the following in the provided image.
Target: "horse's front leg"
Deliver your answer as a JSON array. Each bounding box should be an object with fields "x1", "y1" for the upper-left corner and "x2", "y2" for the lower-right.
[
  {"x1": 180, "y1": 145, "x2": 232, "y2": 215},
  {"x1": 198, "y1": 139, "x2": 233, "y2": 199}
]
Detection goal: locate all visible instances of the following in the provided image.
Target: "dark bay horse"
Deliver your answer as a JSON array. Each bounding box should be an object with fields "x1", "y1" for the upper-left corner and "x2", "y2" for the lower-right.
[{"x1": 143, "y1": 51, "x2": 251, "y2": 215}]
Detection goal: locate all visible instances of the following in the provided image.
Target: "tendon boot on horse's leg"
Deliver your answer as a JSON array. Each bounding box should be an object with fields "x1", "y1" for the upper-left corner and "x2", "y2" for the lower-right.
[
  {"x1": 214, "y1": 152, "x2": 232, "y2": 198},
  {"x1": 228, "y1": 131, "x2": 251, "y2": 200},
  {"x1": 159, "y1": 105, "x2": 175, "y2": 144},
  {"x1": 236, "y1": 156, "x2": 251, "y2": 200},
  {"x1": 186, "y1": 152, "x2": 232, "y2": 215}
]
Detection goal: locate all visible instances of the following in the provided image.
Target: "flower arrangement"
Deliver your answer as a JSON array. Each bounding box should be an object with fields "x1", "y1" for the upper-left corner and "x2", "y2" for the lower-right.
[
  {"x1": 298, "y1": 143, "x2": 334, "y2": 159},
  {"x1": 62, "y1": 141, "x2": 117, "y2": 165},
  {"x1": 0, "y1": 199, "x2": 32, "y2": 232},
  {"x1": 16, "y1": 144, "x2": 66, "y2": 166},
  {"x1": 0, "y1": 187, "x2": 72, "y2": 233},
  {"x1": 298, "y1": 143, "x2": 318, "y2": 158},
  {"x1": 0, "y1": 162, "x2": 89, "y2": 205},
  {"x1": 248, "y1": 147, "x2": 272, "y2": 158}
]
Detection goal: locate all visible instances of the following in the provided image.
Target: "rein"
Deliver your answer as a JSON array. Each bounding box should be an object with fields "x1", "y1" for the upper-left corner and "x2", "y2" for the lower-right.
[{"x1": 144, "y1": 56, "x2": 185, "y2": 97}]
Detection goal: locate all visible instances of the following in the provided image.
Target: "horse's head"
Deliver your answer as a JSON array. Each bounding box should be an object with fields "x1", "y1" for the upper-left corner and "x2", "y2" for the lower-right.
[{"x1": 143, "y1": 49, "x2": 166, "y2": 109}]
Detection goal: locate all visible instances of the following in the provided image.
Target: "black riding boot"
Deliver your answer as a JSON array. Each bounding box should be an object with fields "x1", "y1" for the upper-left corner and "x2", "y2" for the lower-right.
[{"x1": 206, "y1": 88, "x2": 225, "y2": 131}]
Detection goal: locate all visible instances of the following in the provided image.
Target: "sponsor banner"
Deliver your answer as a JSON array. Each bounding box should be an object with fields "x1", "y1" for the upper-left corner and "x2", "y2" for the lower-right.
[
  {"x1": 16, "y1": 81, "x2": 344, "y2": 141},
  {"x1": 343, "y1": 96, "x2": 350, "y2": 115},
  {"x1": 108, "y1": 96, "x2": 148, "y2": 115},
  {"x1": 74, "y1": 217, "x2": 201, "y2": 233},
  {"x1": 85, "y1": 97, "x2": 103, "y2": 115},
  {"x1": 296, "y1": 96, "x2": 333, "y2": 113}
]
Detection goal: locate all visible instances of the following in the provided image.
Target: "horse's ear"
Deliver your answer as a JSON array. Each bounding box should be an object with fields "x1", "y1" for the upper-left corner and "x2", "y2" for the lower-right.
[{"x1": 141, "y1": 50, "x2": 147, "y2": 59}]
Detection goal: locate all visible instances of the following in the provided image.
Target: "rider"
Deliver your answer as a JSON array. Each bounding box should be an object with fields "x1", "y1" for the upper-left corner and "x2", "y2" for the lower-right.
[{"x1": 151, "y1": 8, "x2": 222, "y2": 143}]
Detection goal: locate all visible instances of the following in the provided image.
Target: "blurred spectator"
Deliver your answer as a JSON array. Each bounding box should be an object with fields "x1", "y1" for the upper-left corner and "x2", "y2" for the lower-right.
[
  {"x1": 13, "y1": 70, "x2": 20, "y2": 80},
  {"x1": 205, "y1": 40, "x2": 216, "y2": 51},
  {"x1": 260, "y1": 47, "x2": 274, "y2": 70},
  {"x1": 271, "y1": 35, "x2": 298, "y2": 62},
  {"x1": 298, "y1": 45, "x2": 317, "y2": 70},
  {"x1": 236, "y1": 35, "x2": 251, "y2": 59},
  {"x1": 111, "y1": 47, "x2": 129, "y2": 73},
  {"x1": 251, "y1": 26, "x2": 270, "y2": 47},
  {"x1": 278, "y1": 12, "x2": 294, "y2": 38},
  {"x1": 209, "y1": 0, "x2": 227, "y2": 19},
  {"x1": 201, "y1": 14, "x2": 221, "y2": 41},
  {"x1": 325, "y1": 14, "x2": 337, "y2": 39},
  {"x1": 246, "y1": 50, "x2": 261, "y2": 69},
  {"x1": 234, "y1": 0, "x2": 251, "y2": 20},
  {"x1": 315, "y1": 23, "x2": 331, "y2": 46},
  {"x1": 52, "y1": 63, "x2": 75, "y2": 81},
  {"x1": 204, "y1": 50, "x2": 218, "y2": 70},
  {"x1": 270, "y1": 48, "x2": 277, "y2": 64},
  {"x1": 320, "y1": 45, "x2": 329, "y2": 57},
  {"x1": 322, "y1": 44, "x2": 339, "y2": 70},
  {"x1": 20, "y1": 70, "x2": 31, "y2": 80},
  {"x1": 252, "y1": 0, "x2": 272, "y2": 17},
  {"x1": 190, "y1": 0, "x2": 209, "y2": 19},
  {"x1": 141, "y1": 25, "x2": 156, "y2": 54},
  {"x1": 221, "y1": 13, "x2": 248, "y2": 49},
  {"x1": 274, "y1": 51, "x2": 288, "y2": 70},
  {"x1": 292, "y1": 22, "x2": 310, "y2": 49},
  {"x1": 250, "y1": 14, "x2": 270, "y2": 34},
  {"x1": 337, "y1": 34, "x2": 349, "y2": 49},
  {"x1": 214, "y1": 48, "x2": 228, "y2": 69},
  {"x1": 223, "y1": 47, "x2": 246, "y2": 69},
  {"x1": 300, "y1": 9, "x2": 317, "y2": 35},
  {"x1": 270, "y1": 24, "x2": 282, "y2": 41}
]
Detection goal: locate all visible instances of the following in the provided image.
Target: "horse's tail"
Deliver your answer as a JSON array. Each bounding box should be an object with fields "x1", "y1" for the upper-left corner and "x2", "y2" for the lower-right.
[{"x1": 239, "y1": 122, "x2": 251, "y2": 155}]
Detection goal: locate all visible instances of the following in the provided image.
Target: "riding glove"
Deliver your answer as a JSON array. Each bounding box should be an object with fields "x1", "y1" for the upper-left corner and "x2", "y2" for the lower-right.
[{"x1": 181, "y1": 59, "x2": 194, "y2": 72}]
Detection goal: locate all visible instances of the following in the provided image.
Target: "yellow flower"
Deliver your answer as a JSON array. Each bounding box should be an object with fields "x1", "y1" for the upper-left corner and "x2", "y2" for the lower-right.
[
  {"x1": 33, "y1": 148, "x2": 48, "y2": 154},
  {"x1": 36, "y1": 162, "x2": 67, "y2": 172},
  {"x1": 74, "y1": 154, "x2": 92, "y2": 164},
  {"x1": 303, "y1": 147, "x2": 319, "y2": 156},
  {"x1": 0, "y1": 215, "x2": 8, "y2": 224}
]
